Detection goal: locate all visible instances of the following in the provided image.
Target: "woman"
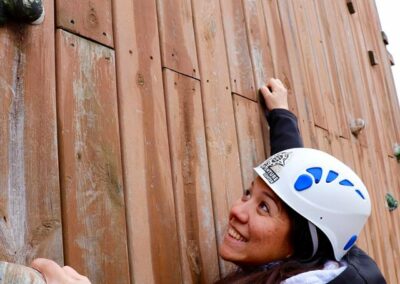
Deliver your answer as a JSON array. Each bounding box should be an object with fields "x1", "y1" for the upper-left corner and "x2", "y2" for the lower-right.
[{"x1": 216, "y1": 78, "x2": 386, "y2": 283}]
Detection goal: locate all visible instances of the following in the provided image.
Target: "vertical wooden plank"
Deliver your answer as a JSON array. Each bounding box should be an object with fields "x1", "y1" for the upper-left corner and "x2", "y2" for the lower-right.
[
  {"x1": 261, "y1": 1, "x2": 298, "y2": 117},
  {"x1": 164, "y1": 70, "x2": 219, "y2": 284},
  {"x1": 0, "y1": 0, "x2": 63, "y2": 265},
  {"x1": 156, "y1": 0, "x2": 199, "y2": 78},
  {"x1": 387, "y1": 157, "x2": 400, "y2": 268},
  {"x1": 191, "y1": 0, "x2": 243, "y2": 274},
  {"x1": 372, "y1": 150, "x2": 398, "y2": 284},
  {"x1": 220, "y1": 0, "x2": 256, "y2": 100},
  {"x1": 354, "y1": 0, "x2": 396, "y2": 156},
  {"x1": 242, "y1": 0, "x2": 273, "y2": 89},
  {"x1": 260, "y1": 1, "x2": 297, "y2": 115},
  {"x1": 338, "y1": 0, "x2": 384, "y2": 152},
  {"x1": 277, "y1": 0, "x2": 318, "y2": 147},
  {"x1": 358, "y1": 147, "x2": 385, "y2": 270},
  {"x1": 382, "y1": 156, "x2": 400, "y2": 283},
  {"x1": 56, "y1": 0, "x2": 113, "y2": 47},
  {"x1": 288, "y1": 0, "x2": 328, "y2": 131},
  {"x1": 310, "y1": 0, "x2": 350, "y2": 139},
  {"x1": 56, "y1": 30, "x2": 129, "y2": 284},
  {"x1": 233, "y1": 95, "x2": 265, "y2": 188},
  {"x1": 112, "y1": 0, "x2": 182, "y2": 282},
  {"x1": 364, "y1": 0, "x2": 400, "y2": 144},
  {"x1": 242, "y1": 0, "x2": 278, "y2": 156}
]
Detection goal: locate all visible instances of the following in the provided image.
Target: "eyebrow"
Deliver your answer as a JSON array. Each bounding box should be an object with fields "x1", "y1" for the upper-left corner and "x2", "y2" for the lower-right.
[{"x1": 261, "y1": 190, "x2": 282, "y2": 212}]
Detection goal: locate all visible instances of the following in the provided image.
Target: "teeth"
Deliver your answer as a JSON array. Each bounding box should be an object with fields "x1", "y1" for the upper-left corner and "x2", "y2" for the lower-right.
[{"x1": 228, "y1": 227, "x2": 247, "y2": 242}]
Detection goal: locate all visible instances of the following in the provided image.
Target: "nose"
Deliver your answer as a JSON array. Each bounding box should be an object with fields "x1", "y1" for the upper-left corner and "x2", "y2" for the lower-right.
[{"x1": 229, "y1": 199, "x2": 249, "y2": 223}]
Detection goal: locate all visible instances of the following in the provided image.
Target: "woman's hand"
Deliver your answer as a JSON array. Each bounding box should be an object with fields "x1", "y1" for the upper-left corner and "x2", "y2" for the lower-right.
[
  {"x1": 260, "y1": 78, "x2": 288, "y2": 111},
  {"x1": 31, "y1": 258, "x2": 91, "y2": 284}
]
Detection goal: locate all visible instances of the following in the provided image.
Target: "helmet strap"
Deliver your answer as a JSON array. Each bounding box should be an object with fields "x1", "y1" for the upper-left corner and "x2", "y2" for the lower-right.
[{"x1": 308, "y1": 221, "x2": 319, "y2": 258}]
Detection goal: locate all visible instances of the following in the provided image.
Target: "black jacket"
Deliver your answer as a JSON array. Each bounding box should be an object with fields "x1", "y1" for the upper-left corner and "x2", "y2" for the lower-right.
[{"x1": 267, "y1": 108, "x2": 386, "y2": 284}]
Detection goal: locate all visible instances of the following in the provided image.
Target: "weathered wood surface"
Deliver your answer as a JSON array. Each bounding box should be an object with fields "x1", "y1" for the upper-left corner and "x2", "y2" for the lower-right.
[
  {"x1": 191, "y1": 0, "x2": 244, "y2": 274},
  {"x1": 233, "y1": 95, "x2": 265, "y2": 188},
  {"x1": 0, "y1": 0, "x2": 63, "y2": 265},
  {"x1": 157, "y1": 0, "x2": 199, "y2": 78},
  {"x1": 220, "y1": 0, "x2": 256, "y2": 100},
  {"x1": 0, "y1": 262, "x2": 45, "y2": 284},
  {"x1": 112, "y1": 0, "x2": 182, "y2": 282},
  {"x1": 0, "y1": 0, "x2": 399, "y2": 283},
  {"x1": 56, "y1": 0, "x2": 113, "y2": 47},
  {"x1": 56, "y1": 30, "x2": 129, "y2": 283},
  {"x1": 164, "y1": 69, "x2": 219, "y2": 284}
]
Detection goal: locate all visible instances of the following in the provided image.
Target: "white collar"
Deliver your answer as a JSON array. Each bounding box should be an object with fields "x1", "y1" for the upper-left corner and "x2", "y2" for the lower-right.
[{"x1": 281, "y1": 260, "x2": 347, "y2": 284}]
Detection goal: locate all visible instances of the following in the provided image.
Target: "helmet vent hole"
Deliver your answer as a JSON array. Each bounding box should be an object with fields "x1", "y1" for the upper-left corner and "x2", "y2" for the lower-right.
[
  {"x1": 326, "y1": 170, "x2": 339, "y2": 183},
  {"x1": 306, "y1": 167, "x2": 322, "y2": 184},
  {"x1": 343, "y1": 235, "x2": 358, "y2": 250},
  {"x1": 339, "y1": 179, "x2": 354, "y2": 186},
  {"x1": 294, "y1": 174, "x2": 313, "y2": 191}
]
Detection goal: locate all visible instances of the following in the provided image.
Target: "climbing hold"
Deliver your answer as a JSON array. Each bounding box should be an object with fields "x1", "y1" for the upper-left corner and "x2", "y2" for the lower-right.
[
  {"x1": 0, "y1": 0, "x2": 45, "y2": 25},
  {"x1": 350, "y1": 118, "x2": 365, "y2": 137},
  {"x1": 394, "y1": 143, "x2": 400, "y2": 162},
  {"x1": 386, "y1": 193, "x2": 398, "y2": 212}
]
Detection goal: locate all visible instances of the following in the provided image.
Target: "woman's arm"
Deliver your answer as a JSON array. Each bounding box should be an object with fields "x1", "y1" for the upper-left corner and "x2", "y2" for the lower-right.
[{"x1": 260, "y1": 78, "x2": 303, "y2": 155}]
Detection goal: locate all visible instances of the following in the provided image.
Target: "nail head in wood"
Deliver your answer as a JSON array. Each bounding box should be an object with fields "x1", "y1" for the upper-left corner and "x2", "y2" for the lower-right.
[{"x1": 368, "y1": 50, "x2": 378, "y2": 66}]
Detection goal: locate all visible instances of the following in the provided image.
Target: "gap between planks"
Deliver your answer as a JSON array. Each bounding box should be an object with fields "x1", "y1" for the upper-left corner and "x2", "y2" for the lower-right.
[{"x1": 56, "y1": 28, "x2": 114, "y2": 50}]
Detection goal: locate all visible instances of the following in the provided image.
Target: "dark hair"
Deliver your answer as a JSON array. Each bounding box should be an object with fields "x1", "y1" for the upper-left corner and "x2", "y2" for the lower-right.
[{"x1": 215, "y1": 205, "x2": 335, "y2": 284}]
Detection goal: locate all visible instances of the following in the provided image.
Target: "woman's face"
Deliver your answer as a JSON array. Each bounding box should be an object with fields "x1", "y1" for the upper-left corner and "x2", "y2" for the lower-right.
[{"x1": 219, "y1": 176, "x2": 293, "y2": 265}]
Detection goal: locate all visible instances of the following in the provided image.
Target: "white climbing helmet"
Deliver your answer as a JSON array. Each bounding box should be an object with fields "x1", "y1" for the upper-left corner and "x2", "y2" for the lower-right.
[{"x1": 254, "y1": 148, "x2": 371, "y2": 261}]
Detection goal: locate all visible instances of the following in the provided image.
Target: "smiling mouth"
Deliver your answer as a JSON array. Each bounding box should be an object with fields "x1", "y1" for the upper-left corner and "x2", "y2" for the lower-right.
[{"x1": 228, "y1": 227, "x2": 248, "y2": 242}]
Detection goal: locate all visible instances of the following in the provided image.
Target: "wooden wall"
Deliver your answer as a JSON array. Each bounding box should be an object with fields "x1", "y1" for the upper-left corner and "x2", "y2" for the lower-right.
[{"x1": 0, "y1": 0, "x2": 399, "y2": 283}]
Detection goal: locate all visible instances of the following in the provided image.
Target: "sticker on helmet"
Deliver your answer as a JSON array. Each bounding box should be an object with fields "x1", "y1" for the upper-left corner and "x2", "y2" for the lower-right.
[{"x1": 259, "y1": 152, "x2": 290, "y2": 184}]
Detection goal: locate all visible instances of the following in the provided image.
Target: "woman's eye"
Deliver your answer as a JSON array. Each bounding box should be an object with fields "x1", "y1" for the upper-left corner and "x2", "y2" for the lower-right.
[{"x1": 259, "y1": 202, "x2": 270, "y2": 213}]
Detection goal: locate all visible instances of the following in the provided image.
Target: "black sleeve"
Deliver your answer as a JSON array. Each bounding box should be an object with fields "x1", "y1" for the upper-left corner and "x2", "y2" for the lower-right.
[
  {"x1": 328, "y1": 246, "x2": 386, "y2": 284},
  {"x1": 266, "y1": 108, "x2": 303, "y2": 155}
]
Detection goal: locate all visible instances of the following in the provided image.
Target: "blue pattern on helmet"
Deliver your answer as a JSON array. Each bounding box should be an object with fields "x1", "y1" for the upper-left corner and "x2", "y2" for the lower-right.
[
  {"x1": 306, "y1": 167, "x2": 322, "y2": 183},
  {"x1": 355, "y1": 190, "x2": 365, "y2": 200},
  {"x1": 326, "y1": 170, "x2": 339, "y2": 183},
  {"x1": 294, "y1": 174, "x2": 313, "y2": 191},
  {"x1": 294, "y1": 168, "x2": 366, "y2": 201},
  {"x1": 339, "y1": 179, "x2": 354, "y2": 186},
  {"x1": 343, "y1": 235, "x2": 357, "y2": 250}
]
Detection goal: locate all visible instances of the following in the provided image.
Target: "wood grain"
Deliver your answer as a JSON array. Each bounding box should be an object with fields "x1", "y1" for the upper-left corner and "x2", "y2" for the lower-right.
[
  {"x1": 56, "y1": 30, "x2": 129, "y2": 284},
  {"x1": 112, "y1": 0, "x2": 182, "y2": 282},
  {"x1": 191, "y1": 0, "x2": 244, "y2": 274},
  {"x1": 164, "y1": 69, "x2": 219, "y2": 284},
  {"x1": 0, "y1": 0, "x2": 63, "y2": 265},
  {"x1": 233, "y1": 95, "x2": 265, "y2": 188},
  {"x1": 157, "y1": 0, "x2": 199, "y2": 78},
  {"x1": 56, "y1": 0, "x2": 113, "y2": 47},
  {"x1": 220, "y1": 0, "x2": 256, "y2": 100}
]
